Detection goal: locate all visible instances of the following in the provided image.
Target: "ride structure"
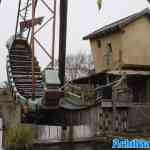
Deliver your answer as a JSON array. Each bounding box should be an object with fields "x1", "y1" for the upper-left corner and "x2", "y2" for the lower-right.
[{"x1": 6, "y1": 0, "x2": 69, "y2": 125}]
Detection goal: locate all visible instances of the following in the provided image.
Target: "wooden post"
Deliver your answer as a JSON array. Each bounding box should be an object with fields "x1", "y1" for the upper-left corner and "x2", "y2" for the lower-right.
[
  {"x1": 69, "y1": 112, "x2": 73, "y2": 141},
  {"x1": 106, "y1": 74, "x2": 110, "y2": 84},
  {"x1": 146, "y1": 77, "x2": 150, "y2": 103},
  {"x1": 112, "y1": 86, "x2": 117, "y2": 132}
]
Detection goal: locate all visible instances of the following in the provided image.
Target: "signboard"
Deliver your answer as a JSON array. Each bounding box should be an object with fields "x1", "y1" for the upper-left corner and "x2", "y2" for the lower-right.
[{"x1": 20, "y1": 17, "x2": 44, "y2": 30}]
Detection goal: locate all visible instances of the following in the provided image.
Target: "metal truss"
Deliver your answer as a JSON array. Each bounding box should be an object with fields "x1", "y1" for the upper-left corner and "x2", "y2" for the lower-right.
[
  {"x1": 15, "y1": 0, "x2": 57, "y2": 68},
  {"x1": 14, "y1": 0, "x2": 57, "y2": 98}
]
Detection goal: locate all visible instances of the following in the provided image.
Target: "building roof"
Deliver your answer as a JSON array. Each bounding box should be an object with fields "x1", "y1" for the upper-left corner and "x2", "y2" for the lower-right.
[
  {"x1": 83, "y1": 8, "x2": 150, "y2": 40},
  {"x1": 72, "y1": 70, "x2": 150, "y2": 84}
]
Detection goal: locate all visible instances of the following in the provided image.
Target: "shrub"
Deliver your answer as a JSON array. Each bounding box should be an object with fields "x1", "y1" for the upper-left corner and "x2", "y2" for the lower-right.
[{"x1": 6, "y1": 124, "x2": 33, "y2": 150}]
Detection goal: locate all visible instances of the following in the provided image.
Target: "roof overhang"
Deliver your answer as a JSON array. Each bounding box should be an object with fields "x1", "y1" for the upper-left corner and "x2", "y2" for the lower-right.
[
  {"x1": 83, "y1": 8, "x2": 150, "y2": 40},
  {"x1": 72, "y1": 70, "x2": 150, "y2": 84}
]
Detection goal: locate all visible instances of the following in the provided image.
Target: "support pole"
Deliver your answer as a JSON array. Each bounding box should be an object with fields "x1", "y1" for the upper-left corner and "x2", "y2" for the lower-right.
[
  {"x1": 32, "y1": 0, "x2": 36, "y2": 99},
  {"x1": 59, "y1": 0, "x2": 68, "y2": 85},
  {"x1": 15, "y1": 0, "x2": 22, "y2": 39},
  {"x1": 51, "y1": 0, "x2": 57, "y2": 68},
  {"x1": 147, "y1": 77, "x2": 150, "y2": 103},
  {"x1": 112, "y1": 95, "x2": 117, "y2": 132}
]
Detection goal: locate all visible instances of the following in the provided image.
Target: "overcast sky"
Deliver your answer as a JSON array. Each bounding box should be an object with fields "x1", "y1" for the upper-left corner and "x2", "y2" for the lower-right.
[{"x1": 0, "y1": 0, "x2": 149, "y2": 82}]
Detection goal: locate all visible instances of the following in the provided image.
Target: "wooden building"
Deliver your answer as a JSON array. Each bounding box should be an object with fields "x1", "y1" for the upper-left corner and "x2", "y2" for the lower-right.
[
  {"x1": 72, "y1": 8, "x2": 150, "y2": 135},
  {"x1": 83, "y1": 8, "x2": 150, "y2": 73}
]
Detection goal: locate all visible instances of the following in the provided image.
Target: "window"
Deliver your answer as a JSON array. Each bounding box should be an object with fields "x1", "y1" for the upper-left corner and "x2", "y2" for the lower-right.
[
  {"x1": 97, "y1": 40, "x2": 101, "y2": 48},
  {"x1": 104, "y1": 43, "x2": 113, "y2": 66},
  {"x1": 107, "y1": 43, "x2": 112, "y2": 53}
]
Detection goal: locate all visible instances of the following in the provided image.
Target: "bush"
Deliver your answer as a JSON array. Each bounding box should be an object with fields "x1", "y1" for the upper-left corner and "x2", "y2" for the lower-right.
[{"x1": 6, "y1": 124, "x2": 33, "y2": 150}]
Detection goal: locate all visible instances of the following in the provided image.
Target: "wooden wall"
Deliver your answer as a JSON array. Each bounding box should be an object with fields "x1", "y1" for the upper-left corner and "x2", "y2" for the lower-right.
[
  {"x1": 90, "y1": 31, "x2": 122, "y2": 73},
  {"x1": 122, "y1": 17, "x2": 150, "y2": 67},
  {"x1": 90, "y1": 16, "x2": 150, "y2": 73}
]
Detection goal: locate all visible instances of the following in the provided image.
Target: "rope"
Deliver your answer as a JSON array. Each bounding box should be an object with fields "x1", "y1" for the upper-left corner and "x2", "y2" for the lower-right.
[
  {"x1": 60, "y1": 72, "x2": 127, "y2": 110},
  {"x1": 96, "y1": 73, "x2": 126, "y2": 91},
  {"x1": 113, "y1": 73, "x2": 126, "y2": 88},
  {"x1": 63, "y1": 72, "x2": 126, "y2": 92}
]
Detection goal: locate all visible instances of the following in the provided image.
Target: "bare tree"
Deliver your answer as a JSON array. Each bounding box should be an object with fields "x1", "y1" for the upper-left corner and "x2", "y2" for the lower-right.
[{"x1": 65, "y1": 53, "x2": 94, "y2": 81}]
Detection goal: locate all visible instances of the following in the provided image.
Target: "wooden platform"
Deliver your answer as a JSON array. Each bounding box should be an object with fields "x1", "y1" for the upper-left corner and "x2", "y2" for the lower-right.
[{"x1": 33, "y1": 136, "x2": 111, "y2": 146}]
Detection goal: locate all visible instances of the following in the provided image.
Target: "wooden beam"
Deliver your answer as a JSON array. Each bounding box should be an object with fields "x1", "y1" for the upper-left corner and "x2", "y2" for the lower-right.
[{"x1": 147, "y1": 77, "x2": 150, "y2": 103}]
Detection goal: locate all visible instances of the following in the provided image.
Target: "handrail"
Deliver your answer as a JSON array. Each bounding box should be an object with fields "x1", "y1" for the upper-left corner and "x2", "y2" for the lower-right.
[{"x1": 14, "y1": 0, "x2": 22, "y2": 41}]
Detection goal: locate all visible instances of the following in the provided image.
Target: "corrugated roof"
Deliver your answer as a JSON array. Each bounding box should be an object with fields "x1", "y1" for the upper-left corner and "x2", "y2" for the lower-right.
[{"x1": 83, "y1": 8, "x2": 150, "y2": 40}]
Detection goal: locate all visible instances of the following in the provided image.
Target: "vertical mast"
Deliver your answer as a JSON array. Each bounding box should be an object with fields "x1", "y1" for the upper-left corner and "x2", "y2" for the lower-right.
[
  {"x1": 31, "y1": 0, "x2": 35, "y2": 99},
  {"x1": 51, "y1": 0, "x2": 57, "y2": 68},
  {"x1": 59, "y1": 0, "x2": 68, "y2": 85}
]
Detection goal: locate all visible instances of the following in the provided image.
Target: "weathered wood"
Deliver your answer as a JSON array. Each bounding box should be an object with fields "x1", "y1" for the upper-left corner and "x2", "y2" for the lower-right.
[
  {"x1": 9, "y1": 55, "x2": 31, "y2": 58},
  {"x1": 10, "y1": 61, "x2": 38, "y2": 66},
  {"x1": 19, "y1": 93, "x2": 43, "y2": 97},
  {"x1": 146, "y1": 78, "x2": 150, "y2": 103},
  {"x1": 16, "y1": 84, "x2": 43, "y2": 88},
  {"x1": 12, "y1": 71, "x2": 41, "y2": 75},
  {"x1": 19, "y1": 90, "x2": 43, "y2": 94},
  {"x1": 9, "y1": 55, "x2": 36, "y2": 61},
  {"x1": 11, "y1": 67, "x2": 40, "y2": 72},
  {"x1": 43, "y1": 90, "x2": 64, "y2": 106},
  {"x1": 14, "y1": 78, "x2": 42, "y2": 82},
  {"x1": 14, "y1": 81, "x2": 42, "y2": 84},
  {"x1": 12, "y1": 74, "x2": 41, "y2": 78},
  {"x1": 10, "y1": 50, "x2": 32, "y2": 55},
  {"x1": 122, "y1": 64, "x2": 150, "y2": 71},
  {"x1": 8, "y1": 39, "x2": 44, "y2": 100}
]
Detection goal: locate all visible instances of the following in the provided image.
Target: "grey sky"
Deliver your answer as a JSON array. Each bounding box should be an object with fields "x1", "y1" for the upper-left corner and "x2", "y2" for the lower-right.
[{"x1": 0, "y1": 0, "x2": 149, "y2": 82}]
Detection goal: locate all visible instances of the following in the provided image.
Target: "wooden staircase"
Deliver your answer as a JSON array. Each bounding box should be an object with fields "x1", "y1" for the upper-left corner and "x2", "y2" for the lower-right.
[
  {"x1": 6, "y1": 37, "x2": 66, "y2": 125},
  {"x1": 7, "y1": 38, "x2": 44, "y2": 100}
]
